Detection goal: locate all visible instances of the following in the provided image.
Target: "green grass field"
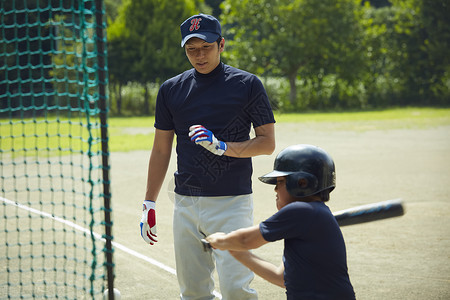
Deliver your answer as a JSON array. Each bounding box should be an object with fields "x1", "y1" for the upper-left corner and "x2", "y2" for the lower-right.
[
  {"x1": 1, "y1": 107, "x2": 449, "y2": 155},
  {"x1": 107, "y1": 107, "x2": 450, "y2": 151}
]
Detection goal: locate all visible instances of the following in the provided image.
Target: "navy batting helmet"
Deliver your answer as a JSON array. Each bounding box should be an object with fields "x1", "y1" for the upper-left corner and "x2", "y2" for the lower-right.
[{"x1": 258, "y1": 144, "x2": 336, "y2": 198}]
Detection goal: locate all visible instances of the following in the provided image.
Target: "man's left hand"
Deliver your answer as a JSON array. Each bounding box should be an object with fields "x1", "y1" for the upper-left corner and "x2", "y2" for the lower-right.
[{"x1": 189, "y1": 125, "x2": 227, "y2": 156}]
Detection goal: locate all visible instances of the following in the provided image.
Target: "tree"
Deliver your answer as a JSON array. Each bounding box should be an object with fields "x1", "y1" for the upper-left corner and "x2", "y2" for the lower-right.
[
  {"x1": 390, "y1": 0, "x2": 450, "y2": 105},
  {"x1": 221, "y1": 0, "x2": 366, "y2": 107},
  {"x1": 420, "y1": 0, "x2": 450, "y2": 104},
  {"x1": 363, "y1": 0, "x2": 450, "y2": 106},
  {"x1": 104, "y1": 0, "x2": 122, "y2": 21},
  {"x1": 204, "y1": 0, "x2": 224, "y2": 16},
  {"x1": 107, "y1": 0, "x2": 200, "y2": 115},
  {"x1": 107, "y1": 7, "x2": 137, "y2": 115},
  {"x1": 1, "y1": 0, "x2": 56, "y2": 116}
]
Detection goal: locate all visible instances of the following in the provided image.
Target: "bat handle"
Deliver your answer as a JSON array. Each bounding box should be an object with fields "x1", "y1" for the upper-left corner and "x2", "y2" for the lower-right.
[{"x1": 201, "y1": 239, "x2": 212, "y2": 252}]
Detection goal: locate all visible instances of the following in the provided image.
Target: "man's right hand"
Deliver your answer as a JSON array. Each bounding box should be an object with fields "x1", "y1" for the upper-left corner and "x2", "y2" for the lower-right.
[{"x1": 140, "y1": 200, "x2": 157, "y2": 245}]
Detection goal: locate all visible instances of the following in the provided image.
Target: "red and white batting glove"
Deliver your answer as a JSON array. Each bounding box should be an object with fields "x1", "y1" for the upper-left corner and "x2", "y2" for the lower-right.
[
  {"x1": 140, "y1": 200, "x2": 157, "y2": 245},
  {"x1": 189, "y1": 125, "x2": 227, "y2": 156}
]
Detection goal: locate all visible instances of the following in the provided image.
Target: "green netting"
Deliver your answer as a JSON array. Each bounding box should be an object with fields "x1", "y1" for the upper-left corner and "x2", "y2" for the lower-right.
[{"x1": 0, "y1": 1, "x2": 113, "y2": 299}]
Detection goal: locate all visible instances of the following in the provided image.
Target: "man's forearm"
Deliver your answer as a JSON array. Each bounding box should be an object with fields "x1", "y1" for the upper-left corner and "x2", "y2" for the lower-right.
[
  {"x1": 144, "y1": 148, "x2": 171, "y2": 200},
  {"x1": 144, "y1": 129, "x2": 174, "y2": 201},
  {"x1": 225, "y1": 135, "x2": 273, "y2": 158},
  {"x1": 224, "y1": 123, "x2": 275, "y2": 158}
]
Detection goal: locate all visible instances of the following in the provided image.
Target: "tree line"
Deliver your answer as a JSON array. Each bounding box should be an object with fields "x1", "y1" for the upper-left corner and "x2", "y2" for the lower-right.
[
  {"x1": 106, "y1": 0, "x2": 449, "y2": 115},
  {"x1": 1, "y1": 0, "x2": 448, "y2": 117}
]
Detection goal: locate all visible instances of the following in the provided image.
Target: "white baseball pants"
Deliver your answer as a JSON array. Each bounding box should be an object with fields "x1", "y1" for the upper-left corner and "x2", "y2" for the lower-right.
[{"x1": 173, "y1": 193, "x2": 258, "y2": 300}]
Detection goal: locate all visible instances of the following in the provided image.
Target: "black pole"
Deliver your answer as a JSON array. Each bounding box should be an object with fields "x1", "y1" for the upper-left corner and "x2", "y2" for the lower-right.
[{"x1": 94, "y1": 0, "x2": 114, "y2": 299}]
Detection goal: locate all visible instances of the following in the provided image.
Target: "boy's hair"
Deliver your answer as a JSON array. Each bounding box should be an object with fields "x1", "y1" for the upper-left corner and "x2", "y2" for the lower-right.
[
  {"x1": 319, "y1": 189, "x2": 331, "y2": 202},
  {"x1": 297, "y1": 189, "x2": 330, "y2": 202}
]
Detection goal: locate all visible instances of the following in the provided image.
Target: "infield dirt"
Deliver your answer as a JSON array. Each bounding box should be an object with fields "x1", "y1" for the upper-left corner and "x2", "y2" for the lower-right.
[{"x1": 111, "y1": 121, "x2": 450, "y2": 299}]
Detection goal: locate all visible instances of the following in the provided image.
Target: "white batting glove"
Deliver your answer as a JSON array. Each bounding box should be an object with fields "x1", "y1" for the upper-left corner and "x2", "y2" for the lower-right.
[
  {"x1": 189, "y1": 125, "x2": 227, "y2": 156},
  {"x1": 140, "y1": 200, "x2": 157, "y2": 245}
]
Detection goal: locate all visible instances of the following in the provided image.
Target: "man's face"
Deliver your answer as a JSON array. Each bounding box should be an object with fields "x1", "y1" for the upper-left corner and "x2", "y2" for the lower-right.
[
  {"x1": 274, "y1": 177, "x2": 294, "y2": 210},
  {"x1": 184, "y1": 37, "x2": 224, "y2": 74}
]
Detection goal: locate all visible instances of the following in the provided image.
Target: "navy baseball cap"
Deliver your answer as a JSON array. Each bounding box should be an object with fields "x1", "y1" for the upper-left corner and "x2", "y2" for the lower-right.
[{"x1": 180, "y1": 14, "x2": 221, "y2": 47}]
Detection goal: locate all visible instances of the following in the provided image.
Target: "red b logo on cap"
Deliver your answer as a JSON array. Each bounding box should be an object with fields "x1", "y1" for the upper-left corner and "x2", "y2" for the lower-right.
[{"x1": 190, "y1": 18, "x2": 202, "y2": 32}]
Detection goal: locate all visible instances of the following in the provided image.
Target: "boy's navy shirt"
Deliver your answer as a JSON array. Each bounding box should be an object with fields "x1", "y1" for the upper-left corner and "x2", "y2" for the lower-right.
[
  {"x1": 260, "y1": 201, "x2": 356, "y2": 300},
  {"x1": 155, "y1": 62, "x2": 275, "y2": 196}
]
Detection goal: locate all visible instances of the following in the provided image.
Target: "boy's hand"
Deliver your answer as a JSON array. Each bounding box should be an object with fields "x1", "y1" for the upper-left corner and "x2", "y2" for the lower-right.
[{"x1": 205, "y1": 232, "x2": 227, "y2": 250}]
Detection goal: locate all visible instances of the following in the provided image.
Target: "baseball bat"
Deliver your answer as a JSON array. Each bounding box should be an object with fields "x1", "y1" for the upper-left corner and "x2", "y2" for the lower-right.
[
  {"x1": 333, "y1": 198, "x2": 404, "y2": 226},
  {"x1": 201, "y1": 199, "x2": 404, "y2": 251},
  {"x1": 201, "y1": 239, "x2": 212, "y2": 251}
]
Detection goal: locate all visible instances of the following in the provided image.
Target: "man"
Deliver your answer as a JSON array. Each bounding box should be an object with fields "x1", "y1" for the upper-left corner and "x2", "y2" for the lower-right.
[
  {"x1": 206, "y1": 144, "x2": 356, "y2": 300},
  {"x1": 140, "y1": 13, "x2": 275, "y2": 300}
]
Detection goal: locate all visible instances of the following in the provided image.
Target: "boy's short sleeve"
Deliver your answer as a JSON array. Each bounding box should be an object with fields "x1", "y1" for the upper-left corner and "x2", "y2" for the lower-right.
[{"x1": 259, "y1": 202, "x2": 316, "y2": 242}]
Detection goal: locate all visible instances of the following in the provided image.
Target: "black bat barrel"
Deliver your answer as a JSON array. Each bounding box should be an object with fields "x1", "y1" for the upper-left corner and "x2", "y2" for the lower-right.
[{"x1": 334, "y1": 199, "x2": 404, "y2": 227}]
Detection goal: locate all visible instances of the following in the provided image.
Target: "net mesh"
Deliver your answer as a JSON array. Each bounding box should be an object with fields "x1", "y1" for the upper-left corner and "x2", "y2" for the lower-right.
[{"x1": 1, "y1": 1, "x2": 112, "y2": 299}]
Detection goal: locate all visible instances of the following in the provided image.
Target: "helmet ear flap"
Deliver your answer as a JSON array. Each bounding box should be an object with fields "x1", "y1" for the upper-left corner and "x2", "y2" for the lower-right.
[{"x1": 286, "y1": 171, "x2": 319, "y2": 197}]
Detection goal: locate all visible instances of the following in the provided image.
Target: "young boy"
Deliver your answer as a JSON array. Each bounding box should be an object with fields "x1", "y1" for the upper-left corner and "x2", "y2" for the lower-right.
[{"x1": 206, "y1": 144, "x2": 356, "y2": 300}]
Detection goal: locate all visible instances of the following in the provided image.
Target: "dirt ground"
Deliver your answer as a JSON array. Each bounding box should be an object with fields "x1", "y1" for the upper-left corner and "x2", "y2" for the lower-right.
[{"x1": 110, "y1": 121, "x2": 450, "y2": 299}]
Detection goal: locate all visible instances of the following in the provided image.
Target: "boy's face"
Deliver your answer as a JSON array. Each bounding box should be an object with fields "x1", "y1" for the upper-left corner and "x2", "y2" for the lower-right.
[
  {"x1": 274, "y1": 177, "x2": 294, "y2": 210},
  {"x1": 184, "y1": 37, "x2": 224, "y2": 74}
]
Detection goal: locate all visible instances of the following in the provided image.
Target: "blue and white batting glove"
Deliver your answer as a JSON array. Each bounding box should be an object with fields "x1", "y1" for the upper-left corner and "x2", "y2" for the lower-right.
[
  {"x1": 140, "y1": 200, "x2": 157, "y2": 245},
  {"x1": 189, "y1": 125, "x2": 227, "y2": 156}
]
